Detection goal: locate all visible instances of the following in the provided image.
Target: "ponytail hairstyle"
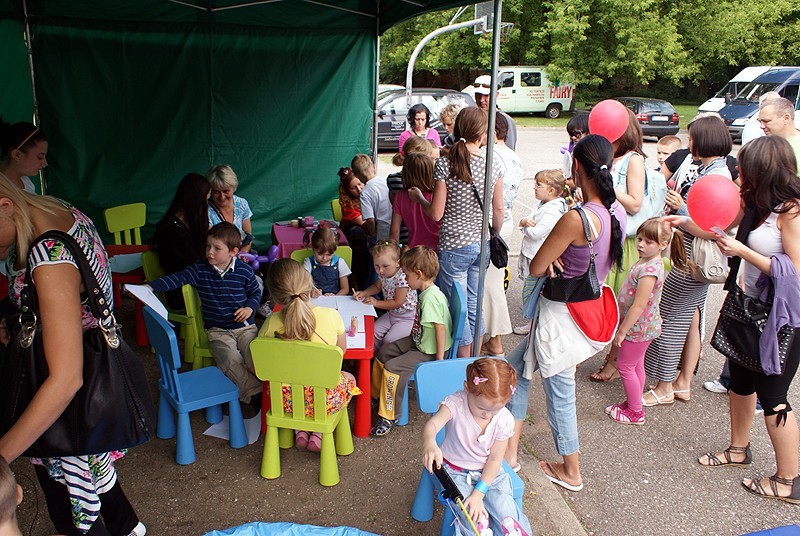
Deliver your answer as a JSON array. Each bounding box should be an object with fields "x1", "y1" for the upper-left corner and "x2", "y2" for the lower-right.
[
  {"x1": 0, "y1": 118, "x2": 47, "y2": 158},
  {"x1": 636, "y1": 218, "x2": 689, "y2": 270},
  {"x1": 401, "y1": 152, "x2": 435, "y2": 192},
  {"x1": 449, "y1": 106, "x2": 488, "y2": 184},
  {"x1": 465, "y1": 358, "x2": 517, "y2": 405},
  {"x1": 572, "y1": 134, "x2": 624, "y2": 269},
  {"x1": 266, "y1": 259, "x2": 316, "y2": 341},
  {"x1": 370, "y1": 238, "x2": 402, "y2": 262}
]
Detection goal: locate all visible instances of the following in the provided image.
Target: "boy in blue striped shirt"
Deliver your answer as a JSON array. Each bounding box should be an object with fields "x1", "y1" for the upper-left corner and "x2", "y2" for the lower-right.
[{"x1": 147, "y1": 222, "x2": 263, "y2": 415}]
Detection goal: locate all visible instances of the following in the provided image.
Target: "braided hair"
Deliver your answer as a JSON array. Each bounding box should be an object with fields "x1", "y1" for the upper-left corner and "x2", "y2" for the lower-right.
[{"x1": 572, "y1": 134, "x2": 624, "y2": 269}]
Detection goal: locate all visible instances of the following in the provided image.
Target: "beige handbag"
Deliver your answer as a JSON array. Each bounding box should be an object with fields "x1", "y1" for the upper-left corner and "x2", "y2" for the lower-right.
[{"x1": 691, "y1": 236, "x2": 728, "y2": 284}]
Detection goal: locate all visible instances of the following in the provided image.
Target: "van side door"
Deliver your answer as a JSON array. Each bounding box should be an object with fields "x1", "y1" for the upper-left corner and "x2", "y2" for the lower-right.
[
  {"x1": 519, "y1": 70, "x2": 545, "y2": 113},
  {"x1": 497, "y1": 70, "x2": 516, "y2": 112}
]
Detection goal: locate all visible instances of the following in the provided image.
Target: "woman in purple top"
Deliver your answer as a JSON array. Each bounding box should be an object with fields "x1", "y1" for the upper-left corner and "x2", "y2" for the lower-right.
[{"x1": 505, "y1": 135, "x2": 626, "y2": 490}]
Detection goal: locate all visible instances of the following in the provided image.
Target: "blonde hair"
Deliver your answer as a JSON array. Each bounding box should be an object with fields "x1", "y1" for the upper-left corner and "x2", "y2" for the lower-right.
[
  {"x1": 370, "y1": 239, "x2": 401, "y2": 261},
  {"x1": 206, "y1": 164, "x2": 239, "y2": 191},
  {"x1": 399, "y1": 245, "x2": 439, "y2": 280},
  {"x1": 534, "y1": 169, "x2": 566, "y2": 194},
  {"x1": 350, "y1": 154, "x2": 374, "y2": 180},
  {"x1": 0, "y1": 171, "x2": 64, "y2": 266},
  {"x1": 392, "y1": 135, "x2": 433, "y2": 166},
  {"x1": 440, "y1": 103, "x2": 464, "y2": 124},
  {"x1": 465, "y1": 358, "x2": 517, "y2": 404},
  {"x1": 266, "y1": 259, "x2": 316, "y2": 341},
  {"x1": 402, "y1": 152, "x2": 435, "y2": 192}
]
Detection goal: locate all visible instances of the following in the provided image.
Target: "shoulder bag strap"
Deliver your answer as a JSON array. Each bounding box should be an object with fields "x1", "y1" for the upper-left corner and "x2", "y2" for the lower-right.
[
  {"x1": 22, "y1": 230, "x2": 114, "y2": 329},
  {"x1": 470, "y1": 182, "x2": 484, "y2": 213},
  {"x1": 723, "y1": 209, "x2": 758, "y2": 292},
  {"x1": 574, "y1": 206, "x2": 595, "y2": 261},
  {"x1": 209, "y1": 200, "x2": 227, "y2": 222}
]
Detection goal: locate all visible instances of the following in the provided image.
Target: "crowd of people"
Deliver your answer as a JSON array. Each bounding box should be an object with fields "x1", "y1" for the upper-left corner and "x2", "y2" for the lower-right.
[{"x1": 1, "y1": 82, "x2": 799, "y2": 535}]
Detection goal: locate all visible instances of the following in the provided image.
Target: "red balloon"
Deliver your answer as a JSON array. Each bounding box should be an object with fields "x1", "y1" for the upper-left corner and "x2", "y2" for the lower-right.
[
  {"x1": 588, "y1": 100, "x2": 629, "y2": 143},
  {"x1": 686, "y1": 174, "x2": 741, "y2": 232}
]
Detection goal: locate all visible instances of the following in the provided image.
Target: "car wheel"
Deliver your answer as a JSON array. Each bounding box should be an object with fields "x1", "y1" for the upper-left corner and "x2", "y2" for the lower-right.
[{"x1": 545, "y1": 103, "x2": 562, "y2": 119}]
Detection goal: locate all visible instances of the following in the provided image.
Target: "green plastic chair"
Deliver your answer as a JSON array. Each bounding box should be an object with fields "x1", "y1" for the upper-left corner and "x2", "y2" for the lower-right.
[
  {"x1": 182, "y1": 284, "x2": 215, "y2": 370},
  {"x1": 249, "y1": 337, "x2": 354, "y2": 487},
  {"x1": 141, "y1": 251, "x2": 194, "y2": 362},
  {"x1": 331, "y1": 199, "x2": 342, "y2": 222},
  {"x1": 103, "y1": 202, "x2": 147, "y2": 245},
  {"x1": 289, "y1": 245, "x2": 352, "y2": 268}
]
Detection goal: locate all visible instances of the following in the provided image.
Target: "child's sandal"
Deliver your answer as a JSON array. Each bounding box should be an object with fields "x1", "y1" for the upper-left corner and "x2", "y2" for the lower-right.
[{"x1": 698, "y1": 443, "x2": 752, "y2": 467}]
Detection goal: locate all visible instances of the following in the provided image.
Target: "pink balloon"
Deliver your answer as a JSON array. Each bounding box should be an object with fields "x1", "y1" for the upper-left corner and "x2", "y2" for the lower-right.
[
  {"x1": 686, "y1": 174, "x2": 740, "y2": 232},
  {"x1": 588, "y1": 100, "x2": 629, "y2": 143}
]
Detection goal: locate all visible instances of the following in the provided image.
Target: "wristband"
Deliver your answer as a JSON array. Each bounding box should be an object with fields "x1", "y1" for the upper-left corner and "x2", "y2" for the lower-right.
[{"x1": 473, "y1": 479, "x2": 490, "y2": 495}]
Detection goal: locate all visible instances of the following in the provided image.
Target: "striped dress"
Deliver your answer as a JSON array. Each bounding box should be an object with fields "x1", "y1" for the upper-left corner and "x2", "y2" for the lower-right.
[{"x1": 7, "y1": 203, "x2": 120, "y2": 533}]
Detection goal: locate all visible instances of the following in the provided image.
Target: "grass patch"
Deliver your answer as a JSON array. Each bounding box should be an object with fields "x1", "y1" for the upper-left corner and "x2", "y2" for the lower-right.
[{"x1": 509, "y1": 102, "x2": 702, "y2": 130}]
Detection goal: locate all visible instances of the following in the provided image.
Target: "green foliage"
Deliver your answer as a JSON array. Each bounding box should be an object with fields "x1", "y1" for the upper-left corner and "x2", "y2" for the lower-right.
[{"x1": 380, "y1": 0, "x2": 800, "y2": 95}]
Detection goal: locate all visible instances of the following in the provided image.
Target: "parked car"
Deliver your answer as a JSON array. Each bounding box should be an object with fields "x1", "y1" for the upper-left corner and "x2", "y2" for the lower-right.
[
  {"x1": 461, "y1": 66, "x2": 575, "y2": 118},
  {"x1": 698, "y1": 66, "x2": 774, "y2": 113},
  {"x1": 615, "y1": 97, "x2": 680, "y2": 139},
  {"x1": 376, "y1": 88, "x2": 475, "y2": 152}
]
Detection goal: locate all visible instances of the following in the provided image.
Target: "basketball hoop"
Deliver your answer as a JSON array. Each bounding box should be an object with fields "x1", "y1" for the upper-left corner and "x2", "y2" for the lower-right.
[{"x1": 499, "y1": 22, "x2": 514, "y2": 43}]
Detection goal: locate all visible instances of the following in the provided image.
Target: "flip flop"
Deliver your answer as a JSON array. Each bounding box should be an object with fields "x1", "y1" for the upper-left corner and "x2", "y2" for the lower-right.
[
  {"x1": 510, "y1": 463, "x2": 521, "y2": 473},
  {"x1": 540, "y1": 461, "x2": 583, "y2": 492}
]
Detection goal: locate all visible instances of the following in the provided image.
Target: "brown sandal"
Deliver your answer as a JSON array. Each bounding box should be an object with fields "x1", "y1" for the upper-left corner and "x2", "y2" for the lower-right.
[
  {"x1": 698, "y1": 443, "x2": 752, "y2": 467},
  {"x1": 743, "y1": 474, "x2": 800, "y2": 504},
  {"x1": 589, "y1": 356, "x2": 619, "y2": 382}
]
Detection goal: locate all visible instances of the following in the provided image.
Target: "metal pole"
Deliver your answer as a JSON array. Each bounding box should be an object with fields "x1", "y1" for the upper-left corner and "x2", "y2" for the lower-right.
[
  {"x1": 372, "y1": 28, "x2": 380, "y2": 164},
  {"x1": 405, "y1": 19, "x2": 483, "y2": 109},
  {"x1": 472, "y1": 0, "x2": 503, "y2": 357},
  {"x1": 21, "y1": 0, "x2": 44, "y2": 193}
]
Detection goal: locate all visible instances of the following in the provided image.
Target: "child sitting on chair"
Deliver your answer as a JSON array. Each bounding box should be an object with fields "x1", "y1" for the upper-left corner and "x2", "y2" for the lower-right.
[
  {"x1": 422, "y1": 358, "x2": 532, "y2": 536},
  {"x1": 0, "y1": 457, "x2": 23, "y2": 536},
  {"x1": 353, "y1": 239, "x2": 417, "y2": 352},
  {"x1": 371, "y1": 246, "x2": 452, "y2": 436},
  {"x1": 147, "y1": 222, "x2": 263, "y2": 416},
  {"x1": 303, "y1": 227, "x2": 351, "y2": 297},
  {"x1": 258, "y1": 259, "x2": 360, "y2": 453}
]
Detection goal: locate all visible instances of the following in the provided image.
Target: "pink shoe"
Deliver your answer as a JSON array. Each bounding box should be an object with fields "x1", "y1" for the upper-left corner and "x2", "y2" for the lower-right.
[
  {"x1": 609, "y1": 405, "x2": 645, "y2": 425},
  {"x1": 605, "y1": 401, "x2": 627, "y2": 415},
  {"x1": 307, "y1": 432, "x2": 322, "y2": 453},
  {"x1": 295, "y1": 430, "x2": 310, "y2": 450}
]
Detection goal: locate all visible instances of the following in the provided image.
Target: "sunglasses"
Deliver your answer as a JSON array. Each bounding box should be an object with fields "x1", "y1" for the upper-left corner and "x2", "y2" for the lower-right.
[
  {"x1": 473, "y1": 83, "x2": 493, "y2": 89},
  {"x1": 569, "y1": 130, "x2": 584, "y2": 138}
]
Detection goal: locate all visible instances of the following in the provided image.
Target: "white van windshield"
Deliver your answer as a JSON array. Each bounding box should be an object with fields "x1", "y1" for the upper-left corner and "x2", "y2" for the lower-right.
[
  {"x1": 713, "y1": 82, "x2": 735, "y2": 99},
  {"x1": 734, "y1": 82, "x2": 781, "y2": 103}
]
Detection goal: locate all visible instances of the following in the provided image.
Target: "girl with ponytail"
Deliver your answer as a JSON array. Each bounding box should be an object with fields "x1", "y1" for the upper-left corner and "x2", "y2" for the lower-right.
[
  {"x1": 258, "y1": 259, "x2": 360, "y2": 453},
  {"x1": 504, "y1": 134, "x2": 627, "y2": 489}
]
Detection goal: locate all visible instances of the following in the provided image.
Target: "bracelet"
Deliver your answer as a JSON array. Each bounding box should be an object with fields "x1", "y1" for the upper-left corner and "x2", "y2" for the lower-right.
[{"x1": 473, "y1": 480, "x2": 490, "y2": 495}]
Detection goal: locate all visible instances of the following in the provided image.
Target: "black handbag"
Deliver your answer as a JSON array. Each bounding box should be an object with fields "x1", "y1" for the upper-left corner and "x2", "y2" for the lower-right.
[
  {"x1": 541, "y1": 206, "x2": 602, "y2": 303},
  {"x1": 470, "y1": 183, "x2": 509, "y2": 268},
  {"x1": 710, "y1": 211, "x2": 794, "y2": 375},
  {"x1": 0, "y1": 230, "x2": 156, "y2": 457}
]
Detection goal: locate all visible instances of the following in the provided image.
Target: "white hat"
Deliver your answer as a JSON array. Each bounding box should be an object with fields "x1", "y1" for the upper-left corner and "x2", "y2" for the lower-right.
[{"x1": 473, "y1": 74, "x2": 494, "y2": 95}]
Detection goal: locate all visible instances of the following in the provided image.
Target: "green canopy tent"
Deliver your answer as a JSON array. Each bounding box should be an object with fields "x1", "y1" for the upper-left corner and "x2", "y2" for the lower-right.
[{"x1": 0, "y1": 0, "x2": 489, "y2": 246}]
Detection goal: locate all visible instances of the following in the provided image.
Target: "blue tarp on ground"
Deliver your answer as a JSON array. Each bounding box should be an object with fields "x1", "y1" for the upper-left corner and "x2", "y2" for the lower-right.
[
  {"x1": 743, "y1": 525, "x2": 800, "y2": 536},
  {"x1": 204, "y1": 521, "x2": 379, "y2": 536}
]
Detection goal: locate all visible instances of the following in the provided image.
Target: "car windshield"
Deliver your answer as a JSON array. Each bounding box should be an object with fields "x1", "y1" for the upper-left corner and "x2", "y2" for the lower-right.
[
  {"x1": 379, "y1": 92, "x2": 473, "y2": 122},
  {"x1": 713, "y1": 82, "x2": 735, "y2": 99},
  {"x1": 733, "y1": 82, "x2": 781, "y2": 103},
  {"x1": 640, "y1": 102, "x2": 672, "y2": 113}
]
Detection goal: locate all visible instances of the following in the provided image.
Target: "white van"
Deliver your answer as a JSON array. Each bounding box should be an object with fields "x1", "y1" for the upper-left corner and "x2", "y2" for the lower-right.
[
  {"x1": 462, "y1": 66, "x2": 575, "y2": 118},
  {"x1": 698, "y1": 66, "x2": 773, "y2": 113}
]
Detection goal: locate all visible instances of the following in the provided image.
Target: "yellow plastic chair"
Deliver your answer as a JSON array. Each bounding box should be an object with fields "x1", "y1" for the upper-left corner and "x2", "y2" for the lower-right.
[
  {"x1": 330, "y1": 199, "x2": 342, "y2": 222},
  {"x1": 249, "y1": 338, "x2": 354, "y2": 486},
  {"x1": 141, "y1": 251, "x2": 194, "y2": 362},
  {"x1": 182, "y1": 284, "x2": 215, "y2": 370},
  {"x1": 289, "y1": 246, "x2": 352, "y2": 268},
  {"x1": 103, "y1": 202, "x2": 147, "y2": 245}
]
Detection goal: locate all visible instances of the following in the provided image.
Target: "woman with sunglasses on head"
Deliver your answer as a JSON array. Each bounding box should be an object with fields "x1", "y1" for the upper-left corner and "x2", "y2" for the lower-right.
[{"x1": 398, "y1": 104, "x2": 441, "y2": 154}]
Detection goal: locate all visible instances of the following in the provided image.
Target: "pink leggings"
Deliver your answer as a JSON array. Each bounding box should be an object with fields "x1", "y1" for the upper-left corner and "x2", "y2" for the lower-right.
[{"x1": 618, "y1": 339, "x2": 652, "y2": 413}]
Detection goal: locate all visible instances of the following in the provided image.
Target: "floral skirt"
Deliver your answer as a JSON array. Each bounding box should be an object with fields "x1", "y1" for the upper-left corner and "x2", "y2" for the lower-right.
[{"x1": 281, "y1": 372, "x2": 361, "y2": 418}]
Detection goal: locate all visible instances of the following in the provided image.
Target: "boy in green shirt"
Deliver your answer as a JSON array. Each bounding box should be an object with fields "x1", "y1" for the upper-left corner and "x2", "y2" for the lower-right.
[{"x1": 371, "y1": 246, "x2": 452, "y2": 436}]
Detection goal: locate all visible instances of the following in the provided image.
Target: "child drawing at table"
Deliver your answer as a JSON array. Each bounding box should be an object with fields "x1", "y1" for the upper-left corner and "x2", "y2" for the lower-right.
[
  {"x1": 353, "y1": 240, "x2": 417, "y2": 351},
  {"x1": 605, "y1": 218, "x2": 685, "y2": 425},
  {"x1": 304, "y1": 226, "x2": 351, "y2": 297},
  {"x1": 422, "y1": 358, "x2": 532, "y2": 536},
  {"x1": 258, "y1": 259, "x2": 360, "y2": 452},
  {"x1": 371, "y1": 246, "x2": 452, "y2": 436}
]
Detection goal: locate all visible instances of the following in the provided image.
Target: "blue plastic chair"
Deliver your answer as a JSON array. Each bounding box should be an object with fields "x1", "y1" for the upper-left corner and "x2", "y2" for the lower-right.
[
  {"x1": 409, "y1": 357, "x2": 525, "y2": 535},
  {"x1": 397, "y1": 281, "x2": 466, "y2": 426},
  {"x1": 142, "y1": 306, "x2": 247, "y2": 465}
]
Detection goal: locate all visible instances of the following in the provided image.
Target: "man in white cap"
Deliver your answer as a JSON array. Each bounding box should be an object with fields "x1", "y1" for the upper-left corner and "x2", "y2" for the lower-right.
[{"x1": 473, "y1": 74, "x2": 518, "y2": 150}]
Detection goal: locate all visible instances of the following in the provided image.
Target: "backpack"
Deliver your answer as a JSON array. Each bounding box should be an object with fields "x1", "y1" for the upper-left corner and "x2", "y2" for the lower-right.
[{"x1": 615, "y1": 152, "x2": 668, "y2": 237}]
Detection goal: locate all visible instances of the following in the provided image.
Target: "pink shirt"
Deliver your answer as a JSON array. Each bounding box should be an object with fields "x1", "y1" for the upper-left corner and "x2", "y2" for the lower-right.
[
  {"x1": 617, "y1": 257, "x2": 665, "y2": 342},
  {"x1": 398, "y1": 128, "x2": 442, "y2": 153},
  {"x1": 393, "y1": 190, "x2": 441, "y2": 250},
  {"x1": 439, "y1": 390, "x2": 515, "y2": 471}
]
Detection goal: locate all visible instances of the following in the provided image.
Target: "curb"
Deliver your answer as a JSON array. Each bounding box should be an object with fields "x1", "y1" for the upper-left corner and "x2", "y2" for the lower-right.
[{"x1": 518, "y1": 448, "x2": 588, "y2": 536}]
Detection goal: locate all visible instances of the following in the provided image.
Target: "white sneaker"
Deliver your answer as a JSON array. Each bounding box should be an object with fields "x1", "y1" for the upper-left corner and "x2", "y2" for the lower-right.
[
  {"x1": 129, "y1": 522, "x2": 146, "y2": 536},
  {"x1": 256, "y1": 303, "x2": 272, "y2": 319},
  {"x1": 702, "y1": 379, "x2": 728, "y2": 394},
  {"x1": 512, "y1": 324, "x2": 531, "y2": 335}
]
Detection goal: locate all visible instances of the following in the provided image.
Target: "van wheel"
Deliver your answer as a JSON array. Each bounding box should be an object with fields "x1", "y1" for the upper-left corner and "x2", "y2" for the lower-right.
[{"x1": 545, "y1": 103, "x2": 562, "y2": 119}]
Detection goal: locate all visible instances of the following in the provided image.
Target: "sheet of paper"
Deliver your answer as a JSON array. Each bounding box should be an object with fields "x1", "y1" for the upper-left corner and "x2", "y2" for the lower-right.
[
  {"x1": 109, "y1": 252, "x2": 143, "y2": 274},
  {"x1": 336, "y1": 295, "x2": 377, "y2": 318},
  {"x1": 310, "y1": 296, "x2": 338, "y2": 309},
  {"x1": 346, "y1": 331, "x2": 366, "y2": 349},
  {"x1": 124, "y1": 284, "x2": 169, "y2": 322},
  {"x1": 203, "y1": 412, "x2": 262, "y2": 445}
]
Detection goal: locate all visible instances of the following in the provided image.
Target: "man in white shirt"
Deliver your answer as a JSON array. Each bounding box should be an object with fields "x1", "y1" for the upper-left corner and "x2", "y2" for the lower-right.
[
  {"x1": 352, "y1": 154, "x2": 392, "y2": 241},
  {"x1": 758, "y1": 96, "x2": 800, "y2": 163}
]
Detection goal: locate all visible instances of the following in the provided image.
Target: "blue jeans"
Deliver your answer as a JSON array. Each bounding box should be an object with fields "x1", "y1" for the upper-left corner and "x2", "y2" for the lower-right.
[
  {"x1": 505, "y1": 337, "x2": 531, "y2": 420},
  {"x1": 438, "y1": 242, "x2": 485, "y2": 347}
]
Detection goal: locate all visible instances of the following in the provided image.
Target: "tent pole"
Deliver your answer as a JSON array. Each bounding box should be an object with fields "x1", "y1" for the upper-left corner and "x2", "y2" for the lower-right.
[
  {"x1": 472, "y1": 0, "x2": 503, "y2": 358},
  {"x1": 21, "y1": 0, "x2": 44, "y2": 192},
  {"x1": 373, "y1": 22, "x2": 380, "y2": 164}
]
